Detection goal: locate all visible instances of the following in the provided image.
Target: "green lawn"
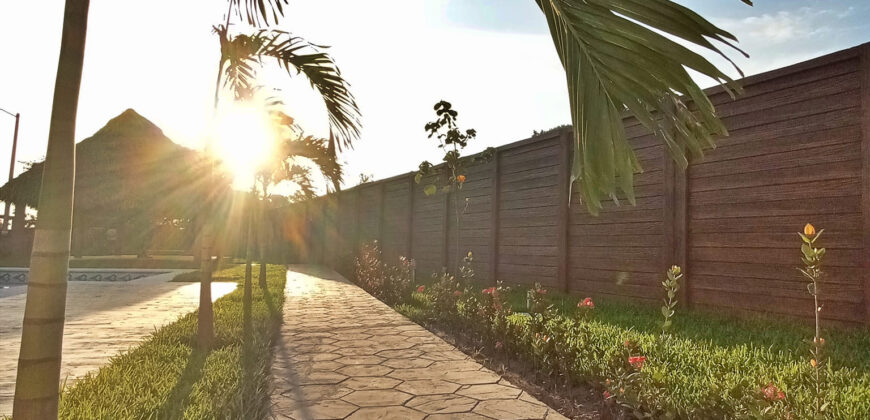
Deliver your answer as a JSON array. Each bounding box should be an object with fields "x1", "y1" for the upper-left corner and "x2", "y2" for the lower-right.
[{"x1": 57, "y1": 264, "x2": 286, "y2": 419}]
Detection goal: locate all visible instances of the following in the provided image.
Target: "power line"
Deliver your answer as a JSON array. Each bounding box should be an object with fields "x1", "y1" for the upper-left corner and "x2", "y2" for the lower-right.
[{"x1": 0, "y1": 107, "x2": 16, "y2": 117}]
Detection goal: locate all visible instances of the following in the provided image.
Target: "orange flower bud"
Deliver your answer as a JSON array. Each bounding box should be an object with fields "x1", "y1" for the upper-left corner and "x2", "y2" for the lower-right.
[
  {"x1": 810, "y1": 358, "x2": 817, "y2": 367},
  {"x1": 804, "y1": 223, "x2": 816, "y2": 236},
  {"x1": 457, "y1": 174, "x2": 466, "y2": 183}
]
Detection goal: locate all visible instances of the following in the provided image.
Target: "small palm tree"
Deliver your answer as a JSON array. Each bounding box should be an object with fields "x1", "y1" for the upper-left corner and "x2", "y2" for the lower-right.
[
  {"x1": 13, "y1": 0, "x2": 90, "y2": 417},
  {"x1": 248, "y1": 112, "x2": 343, "y2": 288}
]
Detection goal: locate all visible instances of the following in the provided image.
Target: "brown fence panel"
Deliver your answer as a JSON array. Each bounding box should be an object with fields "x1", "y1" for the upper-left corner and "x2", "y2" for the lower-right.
[
  {"x1": 567, "y1": 118, "x2": 667, "y2": 303},
  {"x1": 687, "y1": 47, "x2": 865, "y2": 323},
  {"x1": 497, "y1": 133, "x2": 563, "y2": 288},
  {"x1": 382, "y1": 177, "x2": 411, "y2": 263}
]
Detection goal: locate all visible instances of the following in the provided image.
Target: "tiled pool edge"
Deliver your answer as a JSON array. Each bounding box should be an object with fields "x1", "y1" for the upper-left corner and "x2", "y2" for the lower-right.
[{"x1": 0, "y1": 268, "x2": 173, "y2": 285}]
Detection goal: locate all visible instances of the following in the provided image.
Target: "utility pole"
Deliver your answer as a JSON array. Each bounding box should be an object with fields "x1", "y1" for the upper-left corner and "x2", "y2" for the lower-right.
[{"x1": 1, "y1": 107, "x2": 19, "y2": 232}]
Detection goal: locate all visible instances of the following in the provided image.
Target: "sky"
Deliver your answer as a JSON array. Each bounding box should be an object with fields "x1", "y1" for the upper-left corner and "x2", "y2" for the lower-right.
[{"x1": 0, "y1": 0, "x2": 868, "y2": 197}]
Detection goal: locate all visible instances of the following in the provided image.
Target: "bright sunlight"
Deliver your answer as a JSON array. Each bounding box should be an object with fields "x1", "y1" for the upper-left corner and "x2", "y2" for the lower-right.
[{"x1": 213, "y1": 102, "x2": 275, "y2": 189}]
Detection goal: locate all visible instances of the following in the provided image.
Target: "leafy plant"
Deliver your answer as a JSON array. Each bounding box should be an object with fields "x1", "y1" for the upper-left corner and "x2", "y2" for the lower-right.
[
  {"x1": 352, "y1": 241, "x2": 415, "y2": 306},
  {"x1": 660, "y1": 265, "x2": 682, "y2": 335},
  {"x1": 415, "y1": 101, "x2": 493, "y2": 272},
  {"x1": 799, "y1": 223, "x2": 830, "y2": 418}
]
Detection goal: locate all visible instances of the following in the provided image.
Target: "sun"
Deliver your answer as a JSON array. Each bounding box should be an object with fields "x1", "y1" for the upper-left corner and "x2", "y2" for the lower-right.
[{"x1": 213, "y1": 103, "x2": 276, "y2": 189}]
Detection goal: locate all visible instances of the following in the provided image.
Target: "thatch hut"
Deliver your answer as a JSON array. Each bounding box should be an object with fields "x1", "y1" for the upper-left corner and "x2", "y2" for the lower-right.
[{"x1": 0, "y1": 109, "x2": 242, "y2": 258}]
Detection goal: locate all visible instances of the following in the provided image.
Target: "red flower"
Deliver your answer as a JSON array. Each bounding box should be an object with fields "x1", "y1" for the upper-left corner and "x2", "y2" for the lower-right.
[
  {"x1": 603, "y1": 390, "x2": 611, "y2": 399},
  {"x1": 417, "y1": 285, "x2": 425, "y2": 293},
  {"x1": 482, "y1": 287, "x2": 494, "y2": 294},
  {"x1": 495, "y1": 341, "x2": 503, "y2": 350},
  {"x1": 578, "y1": 297, "x2": 595, "y2": 308},
  {"x1": 453, "y1": 290, "x2": 462, "y2": 297},
  {"x1": 536, "y1": 288, "x2": 547, "y2": 295},
  {"x1": 628, "y1": 356, "x2": 646, "y2": 370},
  {"x1": 762, "y1": 383, "x2": 785, "y2": 402}
]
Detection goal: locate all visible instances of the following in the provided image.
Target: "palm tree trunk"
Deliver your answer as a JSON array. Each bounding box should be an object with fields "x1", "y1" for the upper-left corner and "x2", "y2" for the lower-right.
[
  {"x1": 13, "y1": 1, "x2": 89, "y2": 417},
  {"x1": 244, "y1": 187, "x2": 256, "y2": 320},
  {"x1": 257, "y1": 196, "x2": 268, "y2": 289}
]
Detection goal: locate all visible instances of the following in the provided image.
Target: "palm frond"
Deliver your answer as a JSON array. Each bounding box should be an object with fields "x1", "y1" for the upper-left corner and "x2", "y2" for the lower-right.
[
  {"x1": 229, "y1": 0, "x2": 289, "y2": 26},
  {"x1": 218, "y1": 29, "x2": 362, "y2": 152},
  {"x1": 535, "y1": 0, "x2": 748, "y2": 214}
]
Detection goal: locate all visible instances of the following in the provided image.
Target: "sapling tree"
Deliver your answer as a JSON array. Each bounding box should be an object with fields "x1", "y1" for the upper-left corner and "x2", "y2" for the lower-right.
[
  {"x1": 798, "y1": 223, "x2": 829, "y2": 417},
  {"x1": 660, "y1": 265, "x2": 682, "y2": 335},
  {"x1": 415, "y1": 100, "x2": 493, "y2": 273}
]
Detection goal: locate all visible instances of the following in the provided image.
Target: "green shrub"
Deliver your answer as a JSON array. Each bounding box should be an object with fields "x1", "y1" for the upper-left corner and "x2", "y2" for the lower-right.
[{"x1": 58, "y1": 264, "x2": 286, "y2": 419}]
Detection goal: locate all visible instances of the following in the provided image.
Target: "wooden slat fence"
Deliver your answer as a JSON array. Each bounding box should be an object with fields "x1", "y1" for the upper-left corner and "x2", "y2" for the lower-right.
[{"x1": 273, "y1": 43, "x2": 870, "y2": 325}]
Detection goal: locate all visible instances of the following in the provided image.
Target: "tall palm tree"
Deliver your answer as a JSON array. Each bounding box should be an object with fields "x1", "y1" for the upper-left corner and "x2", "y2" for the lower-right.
[
  {"x1": 197, "y1": 0, "x2": 361, "y2": 347},
  {"x1": 13, "y1": 0, "x2": 90, "y2": 418}
]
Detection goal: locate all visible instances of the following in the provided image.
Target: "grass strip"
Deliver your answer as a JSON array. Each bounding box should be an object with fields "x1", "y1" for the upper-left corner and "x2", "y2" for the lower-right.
[{"x1": 57, "y1": 264, "x2": 286, "y2": 419}]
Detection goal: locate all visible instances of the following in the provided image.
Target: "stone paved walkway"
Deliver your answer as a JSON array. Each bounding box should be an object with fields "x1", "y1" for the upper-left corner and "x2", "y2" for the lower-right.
[
  {"x1": 270, "y1": 266, "x2": 567, "y2": 420},
  {"x1": 0, "y1": 271, "x2": 236, "y2": 415}
]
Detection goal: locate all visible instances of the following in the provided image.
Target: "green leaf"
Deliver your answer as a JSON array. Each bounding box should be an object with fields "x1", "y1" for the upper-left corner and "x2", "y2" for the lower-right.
[
  {"x1": 414, "y1": 173, "x2": 423, "y2": 184},
  {"x1": 424, "y1": 185, "x2": 437, "y2": 196},
  {"x1": 534, "y1": 0, "x2": 746, "y2": 213}
]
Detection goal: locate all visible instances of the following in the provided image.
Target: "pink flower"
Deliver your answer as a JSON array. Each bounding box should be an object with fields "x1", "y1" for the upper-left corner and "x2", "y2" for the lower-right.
[
  {"x1": 603, "y1": 390, "x2": 611, "y2": 399},
  {"x1": 628, "y1": 356, "x2": 646, "y2": 370},
  {"x1": 417, "y1": 285, "x2": 425, "y2": 293},
  {"x1": 762, "y1": 383, "x2": 785, "y2": 402},
  {"x1": 578, "y1": 297, "x2": 595, "y2": 308},
  {"x1": 536, "y1": 288, "x2": 547, "y2": 295},
  {"x1": 495, "y1": 341, "x2": 503, "y2": 350},
  {"x1": 482, "y1": 287, "x2": 497, "y2": 296},
  {"x1": 453, "y1": 290, "x2": 462, "y2": 297}
]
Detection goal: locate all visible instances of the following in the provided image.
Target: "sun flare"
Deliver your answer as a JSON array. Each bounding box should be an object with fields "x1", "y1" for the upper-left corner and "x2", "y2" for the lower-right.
[{"x1": 213, "y1": 103, "x2": 276, "y2": 189}]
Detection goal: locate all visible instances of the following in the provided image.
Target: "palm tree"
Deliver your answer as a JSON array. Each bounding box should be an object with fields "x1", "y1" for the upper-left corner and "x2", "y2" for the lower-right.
[
  {"x1": 533, "y1": 0, "x2": 749, "y2": 213},
  {"x1": 13, "y1": 0, "x2": 90, "y2": 418},
  {"x1": 250, "y1": 113, "x2": 343, "y2": 288},
  {"x1": 197, "y1": 0, "x2": 361, "y2": 347}
]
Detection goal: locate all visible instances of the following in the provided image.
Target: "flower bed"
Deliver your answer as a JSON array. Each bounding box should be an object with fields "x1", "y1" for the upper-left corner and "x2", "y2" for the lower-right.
[{"x1": 351, "y1": 243, "x2": 870, "y2": 419}]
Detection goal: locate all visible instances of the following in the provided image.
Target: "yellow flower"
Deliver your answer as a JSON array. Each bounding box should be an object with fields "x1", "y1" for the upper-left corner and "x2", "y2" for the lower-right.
[
  {"x1": 810, "y1": 358, "x2": 817, "y2": 368},
  {"x1": 804, "y1": 223, "x2": 816, "y2": 236}
]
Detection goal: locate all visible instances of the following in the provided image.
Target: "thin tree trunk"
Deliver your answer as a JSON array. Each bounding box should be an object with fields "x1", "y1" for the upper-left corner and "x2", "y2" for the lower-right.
[
  {"x1": 244, "y1": 187, "x2": 256, "y2": 321},
  {"x1": 13, "y1": 1, "x2": 89, "y2": 417},
  {"x1": 257, "y1": 194, "x2": 267, "y2": 289},
  {"x1": 197, "y1": 6, "x2": 233, "y2": 349}
]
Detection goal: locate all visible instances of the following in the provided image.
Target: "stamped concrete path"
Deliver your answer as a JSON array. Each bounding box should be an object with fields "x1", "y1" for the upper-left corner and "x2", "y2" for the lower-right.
[{"x1": 270, "y1": 266, "x2": 567, "y2": 420}]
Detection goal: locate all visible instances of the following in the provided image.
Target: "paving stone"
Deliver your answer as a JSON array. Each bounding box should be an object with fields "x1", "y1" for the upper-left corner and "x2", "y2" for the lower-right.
[
  {"x1": 335, "y1": 355, "x2": 384, "y2": 365},
  {"x1": 277, "y1": 398, "x2": 358, "y2": 419},
  {"x1": 405, "y1": 394, "x2": 479, "y2": 414},
  {"x1": 375, "y1": 348, "x2": 423, "y2": 359},
  {"x1": 337, "y1": 364, "x2": 393, "y2": 377},
  {"x1": 426, "y1": 414, "x2": 492, "y2": 420},
  {"x1": 381, "y1": 358, "x2": 433, "y2": 369},
  {"x1": 341, "y1": 376, "x2": 402, "y2": 390},
  {"x1": 282, "y1": 384, "x2": 353, "y2": 401},
  {"x1": 457, "y1": 383, "x2": 523, "y2": 400},
  {"x1": 297, "y1": 371, "x2": 348, "y2": 385},
  {"x1": 443, "y1": 370, "x2": 502, "y2": 385},
  {"x1": 345, "y1": 406, "x2": 426, "y2": 420},
  {"x1": 341, "y1": 389, "x2": 413, "y2": 407},
  {"x1": 395, "y1": 379, "x2": 461, "y2": 395},
  {"x1": 473, "y1": 399, "x2": 549, "y2": 420}
]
